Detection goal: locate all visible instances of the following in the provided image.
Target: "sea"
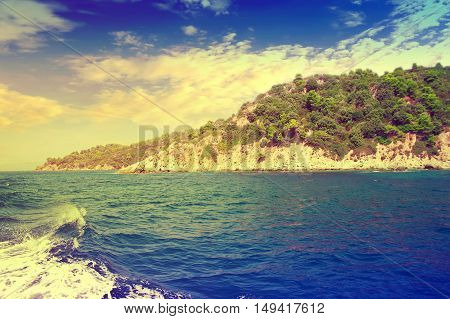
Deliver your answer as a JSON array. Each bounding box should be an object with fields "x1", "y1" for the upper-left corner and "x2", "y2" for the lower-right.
[{"x1": 0, "y1": 171, "x2": 449, "y2": 298}]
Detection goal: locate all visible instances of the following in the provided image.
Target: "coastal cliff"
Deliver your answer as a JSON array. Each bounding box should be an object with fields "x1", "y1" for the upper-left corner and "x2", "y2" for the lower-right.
[
  {"x1": 37, "y1": 64, "x2": 450, "y2": 172},
  {"x1": 119, "y1": 131, "x2": 449, "y2": 173}
]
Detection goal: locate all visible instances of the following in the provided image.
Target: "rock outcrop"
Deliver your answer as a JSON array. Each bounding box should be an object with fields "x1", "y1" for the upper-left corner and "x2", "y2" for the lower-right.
[{"x1": 119, "y1": 131, "x2": 449, "y2": 173}]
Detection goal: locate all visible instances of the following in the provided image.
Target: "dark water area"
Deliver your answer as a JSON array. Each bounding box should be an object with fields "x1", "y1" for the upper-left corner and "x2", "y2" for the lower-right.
[{"x1": 0, "y1": 171, "x2": 449, "y2": 298}]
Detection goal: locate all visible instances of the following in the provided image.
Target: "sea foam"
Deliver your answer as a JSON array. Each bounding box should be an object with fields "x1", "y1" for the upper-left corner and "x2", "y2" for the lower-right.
[{"x1": 0, "y1": 204, "x2": 167, "y2": 299}]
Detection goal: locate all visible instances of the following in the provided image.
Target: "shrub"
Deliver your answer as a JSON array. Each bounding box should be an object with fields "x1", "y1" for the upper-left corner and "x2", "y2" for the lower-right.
[
  {"x1": 420, "y1": 87, "x2": 442, "y2": 112},
  {"x1": 200, "y1": 121, "x2": 216, "y2": 135},
  {"x1": 361, "y1": 117, "x2": 385, "y2": 138},
  {"x1": 393, "y1": 110, "x2": 412, "y2": 125},
  {"x1": 241, "y1": 123, "x2": 264, "y2": 144},
  {"x1": 305, "y1": 78, "x2": 319, "y2": 91},
  {"x1": 349, "y1": 129, "x2": 364, "y2": 148},
  {"x1": 305, "y1": 90, "x2": 322, "y2": 111},
  {"x1": 412, "y1": 136, "x2": 438, "y2": 156},
  {"x1": 376, "y1": 136, "x2": 391, "y2": 145},
  {"x1": 294, "y1": 74, "x2": 305, "y2": 89},
  {"x1": 407, "y1": 112, "x2": 434, "y2": 133},
  {"x1": 201, "y1": 145, "x2": 218, "y2": 162},
  {"x1": 260, "y1": 137, "x2": 269, "y2": 148},
  {"x1": 384, "y1": 124, "x2": 402, "y2": 137},
  {"x1": 305, "y1": 130, "x2": 334, "y2": 148}
]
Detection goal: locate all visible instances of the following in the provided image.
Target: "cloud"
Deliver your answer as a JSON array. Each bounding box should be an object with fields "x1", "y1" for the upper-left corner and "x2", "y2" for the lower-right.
[
  {"x1": 64, "y1": 0, "x2": 449, "y2": 130},
  {"x1": 388, "y1": 0, "x2": 448, "y2": 45},
  {"x1": 342, "y1": 11, "x2": 365, "y2": 27},
  {"x1": 350, "y1": 0, "x2": 370, "y2": 5},
  {"x1": 329, "y1": 6, "x2": 365, "y2": 28},
  {"x1": 11, "y1": 0, "x2": 449, "y2": 132},
  {"x1": 0, "y1": 84, "x2": 65, "y2": 128},
  {"x1": 191, "y1": 0, "x2": 232, "y2": 14},
  {"x1": 154, "y1": 0, "x2": 232, "y2": 15},
  {"x1": 222, "y1": 32, "x2": 236, "y2": 42},
  {"x1": 110, "y1": 31, "x2": 154, "y2": 51},
  {"x1": 181, "y1": 25, "x2": 198, "y2": 36},
  {"x1": 350, "y1": 0, "x2": 374, "y2": 5},
  {"x1": 66, "y1": 40, "x2": 316, "y2": 126},
  {"x1": 0, "y1": 0, "x2": 74, "y2": 53}
]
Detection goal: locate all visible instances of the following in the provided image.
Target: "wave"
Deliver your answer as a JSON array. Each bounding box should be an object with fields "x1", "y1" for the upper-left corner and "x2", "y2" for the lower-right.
[{"x1": 0, "y1": 204, "x2": 187, "y2": 299}]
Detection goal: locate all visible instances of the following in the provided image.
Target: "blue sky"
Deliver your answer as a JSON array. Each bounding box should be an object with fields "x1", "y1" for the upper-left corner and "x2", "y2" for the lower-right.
[
  {"x1": 0, "y1": 0, "x2": 449, "y2": 170},
  {"x1": 33, "y1": 0, "x2": 395, "y2": 52}
]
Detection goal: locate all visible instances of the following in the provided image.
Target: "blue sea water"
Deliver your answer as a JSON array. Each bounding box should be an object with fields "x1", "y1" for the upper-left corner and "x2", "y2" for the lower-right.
[{"x1": 0, "y1": 171, "x2": 449, "y2": 299}]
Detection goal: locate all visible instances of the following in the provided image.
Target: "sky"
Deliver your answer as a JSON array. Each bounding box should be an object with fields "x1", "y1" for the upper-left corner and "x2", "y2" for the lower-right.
[{"x1": 0, "y1": 0, "x2": 449, "y2": 170}]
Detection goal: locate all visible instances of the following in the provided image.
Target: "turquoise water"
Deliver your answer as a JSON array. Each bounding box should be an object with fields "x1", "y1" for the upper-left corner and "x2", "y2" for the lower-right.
[{"x1": 0, "y1": 171, "x2": 449, "y2": 298}]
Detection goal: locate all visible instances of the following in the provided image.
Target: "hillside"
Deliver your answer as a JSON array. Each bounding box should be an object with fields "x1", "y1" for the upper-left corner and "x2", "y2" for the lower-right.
[
  {"x1": 37, "y1": 143, "x2": 148, "y2": 171},
  {"x1": 37, "y1": 64, "x2": 450, "y2": 172}
]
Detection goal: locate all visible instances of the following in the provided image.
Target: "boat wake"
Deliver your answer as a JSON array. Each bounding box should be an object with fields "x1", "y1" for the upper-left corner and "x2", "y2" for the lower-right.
[{"x1": 0, "y1": 204, "x2": 187, "y2": 299}]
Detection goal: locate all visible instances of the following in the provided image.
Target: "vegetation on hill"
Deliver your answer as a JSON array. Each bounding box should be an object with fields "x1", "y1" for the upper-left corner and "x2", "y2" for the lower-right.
[
  {"x1": 223, "y1": 63, "x2": 448, "y2": 159},
  {"x1": 38, "y1": 64, "x2": 449, "y2": 170},
  {"x1": 41, "y1": 144, "x2": 145, "y2": 170}
]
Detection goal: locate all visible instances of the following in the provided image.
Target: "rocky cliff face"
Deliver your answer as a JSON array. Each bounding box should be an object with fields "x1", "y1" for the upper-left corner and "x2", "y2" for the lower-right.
[{"x1": 119, "y1": 131, "x2": 449, "y2": 173}]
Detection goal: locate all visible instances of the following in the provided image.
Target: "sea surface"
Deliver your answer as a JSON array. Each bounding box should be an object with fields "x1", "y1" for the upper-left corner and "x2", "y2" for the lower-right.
[{"x1": 0, "y1": 171, "x2": 449, "y2": 299}]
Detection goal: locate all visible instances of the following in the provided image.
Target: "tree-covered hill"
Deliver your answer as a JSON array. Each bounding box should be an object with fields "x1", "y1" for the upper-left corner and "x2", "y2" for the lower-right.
[
  {"x1": 37, "y1": 64, "x2": 449, "y2": 171},
  {"x1": 227, "y1": 63, "x2": 449, "y2": 158}
]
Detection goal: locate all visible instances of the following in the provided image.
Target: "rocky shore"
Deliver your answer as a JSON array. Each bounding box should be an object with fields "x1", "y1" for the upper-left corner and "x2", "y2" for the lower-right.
[{"x1": 118, "y1": 132, "x2": 449, "y2": 173}]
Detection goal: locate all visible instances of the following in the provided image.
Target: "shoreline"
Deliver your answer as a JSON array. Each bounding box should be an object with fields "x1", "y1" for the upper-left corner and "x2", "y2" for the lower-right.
[{"x1": 31, "y1": 166, "x2": 448, "y2": 174}]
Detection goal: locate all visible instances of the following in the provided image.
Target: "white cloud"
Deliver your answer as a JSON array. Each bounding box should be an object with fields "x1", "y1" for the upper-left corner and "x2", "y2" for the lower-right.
[
  {"x1": 182, "y1": 25, "x2": 198, "y2": 36},
  {"x1": 181, "y1": 0, "x2": 231, "y2": 14},
  {"x1": 330, "y1": 6, "x2": 365, "y2": 29},
  {"x1": 342, "y1": 11, "x2": 365, "y2": 27},
  {"x1": 0, "y1": 0, "x2": 73, "y2": 53},
  {"x1": 222, "y1": 32, "x2": 236, "y2": 42},
  {"x1": 110, "y1": 31, "x2": 153, "y2": 51},
  {"x1": 155, "y1": 0, "x2": 232, "y2": 15},
  {"x1": 0, "y1": 84, "x2": 65, "y2": 128},
  {"x1": 387, "y1": 0, "x2": 448, "y2": 45},
  {"x1": 350, "y1": 0, "x2": 373, "y2": 5}
]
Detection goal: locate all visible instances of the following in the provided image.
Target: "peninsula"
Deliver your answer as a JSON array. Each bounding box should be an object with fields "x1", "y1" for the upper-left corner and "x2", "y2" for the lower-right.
[{"x1": 37, "y1": 64, "x2": 450, "y2": 172}]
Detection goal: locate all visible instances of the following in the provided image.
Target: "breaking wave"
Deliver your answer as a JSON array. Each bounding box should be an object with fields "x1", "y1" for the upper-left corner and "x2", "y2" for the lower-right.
[{"x1": 0, "y1": 204, "x2": 187, "y2": 299}]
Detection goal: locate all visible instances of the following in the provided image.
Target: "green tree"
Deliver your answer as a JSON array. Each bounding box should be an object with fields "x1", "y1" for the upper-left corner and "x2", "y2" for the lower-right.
[
  {"x1": 305, "y1": 90, "x2": 322, "y2": 111},
  {"x1": 349, "y1": 129, "x2": 364, "y2": 148},
  {"x1": 414, "y1": 112, "x2": 434, "y2": 133},
  {"x1": 294, "y1": 74, "x2": 305, "y2": 89},
  {"x1": 420, "y1": 87, "x2": 442, "y2": 112},
  {"x1": 305, "y1": 78, "x2": 319, "y2": 91}
]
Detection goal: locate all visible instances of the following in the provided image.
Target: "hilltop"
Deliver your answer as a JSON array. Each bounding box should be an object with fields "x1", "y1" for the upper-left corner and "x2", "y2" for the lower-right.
[{"x1": 37, "y1": 64, "x2": 450, "y2": 172}]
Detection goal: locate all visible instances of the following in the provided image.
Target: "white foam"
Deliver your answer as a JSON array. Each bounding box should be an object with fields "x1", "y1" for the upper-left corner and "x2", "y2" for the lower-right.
[
  {"x1": 123, "y1": 284, "x2": 165, "y2": 299},
  {"x1": 0, "y1": 204, "x2": 167, "y2": 299},
  {"x1": 0, "y1": 205, "x2": 116, "y2": 298}
]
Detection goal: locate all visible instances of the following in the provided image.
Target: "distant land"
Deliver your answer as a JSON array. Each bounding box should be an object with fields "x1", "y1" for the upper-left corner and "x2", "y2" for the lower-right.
[{"x1": 37, "y1": 64, "x2": 450, "y2": 173}]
